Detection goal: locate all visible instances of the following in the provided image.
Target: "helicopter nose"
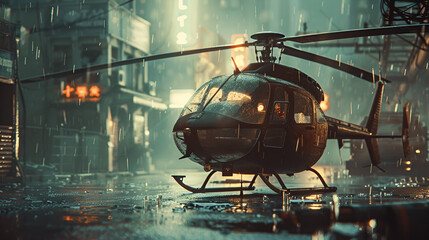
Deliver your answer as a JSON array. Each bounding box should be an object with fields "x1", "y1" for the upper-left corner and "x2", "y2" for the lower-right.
[
  {"x1": 196, "y1": 127, "x2": 260, "y2": 162},
  {"x1": 173, "y1": 127, "x2": 193, "y2": 159},
  {"x1": 173, "y1": 112, "x2": 261, "y2": 162}
]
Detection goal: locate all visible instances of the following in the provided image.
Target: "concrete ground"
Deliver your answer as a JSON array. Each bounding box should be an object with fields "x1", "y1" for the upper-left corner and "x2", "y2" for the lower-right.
[{"x1": 1, "y1": 169, "x2": 429, "y2": 239}]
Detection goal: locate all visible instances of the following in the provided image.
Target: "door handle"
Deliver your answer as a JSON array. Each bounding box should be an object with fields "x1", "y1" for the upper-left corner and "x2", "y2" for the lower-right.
[{"x1": 305, "y1": 125, "x2": 315, "y2": 130}]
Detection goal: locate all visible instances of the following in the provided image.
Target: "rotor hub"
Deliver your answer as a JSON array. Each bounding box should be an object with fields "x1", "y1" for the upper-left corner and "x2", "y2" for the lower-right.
[
  {"x1": 251, "y1": 32, "x2": 284, "y2": 41},
  {"x1": 251, "y1": 32, "x2": 285, "y2": 63}
]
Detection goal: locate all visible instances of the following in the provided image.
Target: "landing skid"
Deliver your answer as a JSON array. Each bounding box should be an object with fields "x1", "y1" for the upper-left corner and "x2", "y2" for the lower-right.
[
  {"x1": 258, "y1": 168, "x2": 337, "y2": 195},
  {"x1": 172, "y1": 167, "x2": 337, "y2": 195},
  {"x1": 172, "y1": 171, "x2": 257, "y2": 193}
]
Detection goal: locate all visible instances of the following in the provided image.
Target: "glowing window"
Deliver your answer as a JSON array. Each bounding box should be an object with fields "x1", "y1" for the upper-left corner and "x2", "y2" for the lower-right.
[
  {"x1": 180, "y1": 84, "x2": 208, "y2": 116},
  {"x1": 273, "y1": 102, "x2": 288, "y2": 121},
  {"x1": 190, "y1": 85, "x2": 208, "y2": 104},
  {"x1": 294, "y1": 92, "x2": 312, "y2": 124},
  {"x1": 203, "y1": 74, "x2": 269, "y2": 124},
  {"x1": 227, "y1": 91, "x2": 251, "y2": 103},
  {"x1": 316, "y1": 105, "x2": 326, "y2": 123},
  {"x1": 271, "y1": 87, "x2": 288, "y2": 123},
  {"x1": 181, "y1": 75, "x2": 269, "y2": 124},
  {"x1": 206, "y1": 87, "x2": 222, "y2": 104}
]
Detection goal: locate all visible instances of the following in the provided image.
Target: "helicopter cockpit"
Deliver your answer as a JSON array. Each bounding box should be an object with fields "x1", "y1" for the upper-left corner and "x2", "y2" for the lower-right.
[
  {"x1": 173, "y1": 74, "x2": 270, "y2": 163},
  {"x1": 180, "y1": 74, "x2": 270, "y2": 124}
]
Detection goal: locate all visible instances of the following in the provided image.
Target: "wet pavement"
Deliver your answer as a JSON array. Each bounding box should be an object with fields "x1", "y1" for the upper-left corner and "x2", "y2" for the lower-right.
[{"x1": 1, "y1": 169, "x2": 429, "y2": 239}]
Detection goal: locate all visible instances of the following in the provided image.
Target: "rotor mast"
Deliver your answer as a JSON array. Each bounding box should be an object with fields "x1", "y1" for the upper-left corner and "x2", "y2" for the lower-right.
[{"x1": 251, "y1": 32, "x2": 285, "y2": 63}]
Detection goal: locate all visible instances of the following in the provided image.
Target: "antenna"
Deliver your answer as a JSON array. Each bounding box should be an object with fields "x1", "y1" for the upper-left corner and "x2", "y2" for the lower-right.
[
  {"x1": 250, "y1": 32, "x2": 285, "y2": 63},
  {"x1": 231, "y1": 57, "x2": 241, "y2": 74}
]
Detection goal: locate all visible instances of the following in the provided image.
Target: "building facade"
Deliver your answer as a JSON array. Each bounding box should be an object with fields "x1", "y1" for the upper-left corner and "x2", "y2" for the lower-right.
[
  {"x1": 0, "y1": 8, "x2": 21, "y2": 182},
  {"x1": 13, "y1": 0, "x2": 166, "y2": 173}
]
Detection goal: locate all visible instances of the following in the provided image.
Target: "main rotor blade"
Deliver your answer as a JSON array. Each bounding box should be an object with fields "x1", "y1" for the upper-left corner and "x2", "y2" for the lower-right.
[
  {"x1": 282, "y1": 46, "x2": 391, "y2": 83},
  {"x1": 280, "y1": 24, "x2": 429, "y2": 43},
  {"x1": 21, "y1": 42, "x2": 253, "y2": 83}
]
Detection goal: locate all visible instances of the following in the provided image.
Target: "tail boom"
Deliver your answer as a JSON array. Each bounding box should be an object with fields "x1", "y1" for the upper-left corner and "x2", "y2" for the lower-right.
[{"x1": 327, "y1": 82, "x2": 385, "y2": 166}]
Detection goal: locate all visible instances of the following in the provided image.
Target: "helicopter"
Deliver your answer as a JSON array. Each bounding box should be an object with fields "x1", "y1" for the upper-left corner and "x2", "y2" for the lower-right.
[
  {"x1": 23, "y1": 24, "x2": 426, "y2": 195},
  {"x1": 170, "y1": 31, "x2": 413, "y2": 195}
]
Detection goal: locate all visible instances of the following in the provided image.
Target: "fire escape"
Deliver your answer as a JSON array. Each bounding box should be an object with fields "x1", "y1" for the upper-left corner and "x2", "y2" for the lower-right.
[
  {"x1": 379, "y1": 0, "x2": 429, "y2": 101},
  {"x1": 296, "y1": 0, "x2": 429, "y2": 109},
  {"x1": 294, "y1": 0, "x2": 429, "y2": 169}
]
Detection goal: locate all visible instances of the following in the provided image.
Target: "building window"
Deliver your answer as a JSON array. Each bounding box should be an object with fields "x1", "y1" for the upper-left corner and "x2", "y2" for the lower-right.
[
  {"x1": 111, "y1": 46, "x2": 119, "y2": 61},
  {"x1": 53, "y1": 45, "x2": 72, "y2": 71},
  {"x1": 81, "y1": 44, "x2": 102, "y2": 65},
  {"x1": 125, "y1": 53, "x2": 134, "y2": 89}
]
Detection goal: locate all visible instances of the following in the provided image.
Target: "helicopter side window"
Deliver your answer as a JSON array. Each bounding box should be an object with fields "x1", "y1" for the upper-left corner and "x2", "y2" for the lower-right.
[
  {"x1": 264, "y1": 87, "x2": 288, "y2": 148},
  {"x1": 294, "y1": 92, "x2": 312, "y2": 124},
  {"x1": 206, "y1": 87, "x2": 223, "y2": 104},
  {"x1": 272, "y1": 102, "x2": 288, "y2": 121},
  {"x1": 316, "y1": 104, "x2": 326, "y2": 123},
  {"x1": 180, "y1": 76, "x2": 231, "y2": 117},
  {"x1": 202, "y1": 74, "x2": 269, "y2": 124},
  {"x1": 180, "y1": 84, "x2": 210, "y2": 117},
  {"x1": 273, "y1": 87, "x2": 287, "y2": 101},
  {"x1": 271, "y1": 87, "x2": 288, "y2": 122}
]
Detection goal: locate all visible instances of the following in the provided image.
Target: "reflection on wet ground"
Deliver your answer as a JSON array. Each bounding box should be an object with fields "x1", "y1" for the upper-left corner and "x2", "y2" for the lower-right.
[{"x1": 1, "y1": 170, "x2": 429, "y2": 239}]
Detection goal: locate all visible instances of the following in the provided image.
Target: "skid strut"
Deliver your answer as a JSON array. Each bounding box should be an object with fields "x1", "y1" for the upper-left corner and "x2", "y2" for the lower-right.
[
  {"x1": 172, "y1": 171, "x2": 257, "y2": 193},
  {"x1": 259, "y1": 167, "x2": 337, "y2": 195},
  {"x1": 172, "y1": 167, "x2": 336, "y2": 195}
]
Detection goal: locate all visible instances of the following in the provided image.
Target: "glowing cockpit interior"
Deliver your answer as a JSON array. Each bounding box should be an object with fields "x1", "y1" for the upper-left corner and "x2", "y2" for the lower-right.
[{"x1": 180, "y1": 74, "x2": 270, "y2": 124}]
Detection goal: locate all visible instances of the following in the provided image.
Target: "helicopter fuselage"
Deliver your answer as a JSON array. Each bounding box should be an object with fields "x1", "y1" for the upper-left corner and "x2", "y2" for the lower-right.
[{"x1": 173, "y1": 63, "x2": 328, "y2": 175}]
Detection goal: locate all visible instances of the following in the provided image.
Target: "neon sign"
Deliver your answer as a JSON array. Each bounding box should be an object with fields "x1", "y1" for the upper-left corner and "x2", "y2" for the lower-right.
[
  {"x1": 176, "y1": 0, "x2": 188, "y2": 45},
  {"x1": 62, "y1": 85, "x2": 75, "y2": 98},
  {"x1": 75, "y1": 86, "x2": 89, "y2": 98},
  {"x1": 61, "y1": 84, "x2": 101, "y2": 101},
  {"x1": 89, "y1": 85, "x2": 101, "y2": 97}
]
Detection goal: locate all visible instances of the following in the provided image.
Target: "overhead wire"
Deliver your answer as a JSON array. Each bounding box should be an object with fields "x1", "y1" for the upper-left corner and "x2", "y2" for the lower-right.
[{"x1": 380, "y1": 0, "x2": 429, "y2": 24}]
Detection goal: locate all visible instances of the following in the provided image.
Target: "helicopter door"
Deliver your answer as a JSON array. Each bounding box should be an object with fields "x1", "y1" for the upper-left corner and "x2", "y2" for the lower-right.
[{"x1": 263, "y1": 87, "x2": 288, "y2": 148}]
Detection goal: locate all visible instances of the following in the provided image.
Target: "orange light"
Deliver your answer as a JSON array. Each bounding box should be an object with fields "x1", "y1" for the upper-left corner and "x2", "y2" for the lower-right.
[
  {"x1": 257, "y1": 103, "x2": 265, "y2": 112},
  {"x1": 62, "y1": 85, "x2": 75, "y2": 98},
  {"x1": 62, "y1": 215, "x2": 100, "y2": 224},
  {"x1": 404, "y1": 161, "x2": 411, "y2": 165},
  {"x1": 320, "y1": 93, "x2": 330, "y2": 111},
  {"x1": 231, "y1": 34, "x2": 248, "y2": 70},
  {"x1": 405, "y1": 167, "x2": 411, "y2": 171},
  {"x1": 369, "y1": 219, "x2": 377, "y2": 228},
  {"x1": 75, "y1": 86, "x2": 88, "y2": 99},
  {"x1": 89, "y1": 85, "x2": 101, "y2": 97}
]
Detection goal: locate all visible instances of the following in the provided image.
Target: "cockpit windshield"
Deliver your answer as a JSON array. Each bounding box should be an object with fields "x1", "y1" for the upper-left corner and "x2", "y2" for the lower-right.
[{"x1": 180, "y1": 74, "x2": 269, "y2": 124}]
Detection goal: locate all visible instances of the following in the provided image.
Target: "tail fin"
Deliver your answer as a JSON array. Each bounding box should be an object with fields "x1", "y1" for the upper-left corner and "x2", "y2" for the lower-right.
[
  {"x1": 365, "y1": 82, "x2": 385, "y2": 166},
  {"x1": 402, "y1": 102, "x2": 411, "y2": 159}
]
